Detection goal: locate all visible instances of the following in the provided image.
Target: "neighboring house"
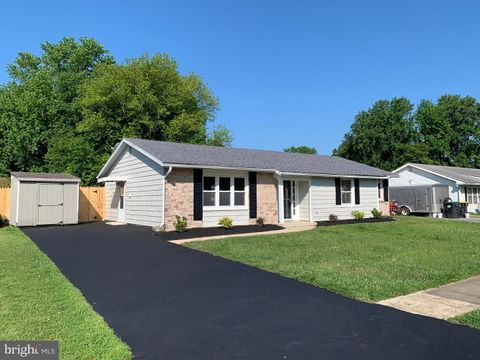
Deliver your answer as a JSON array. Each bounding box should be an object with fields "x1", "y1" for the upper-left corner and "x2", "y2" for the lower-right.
[
  {"x1": 97, "y1": 139, "x2": 391, "y2": 230},
  {"x1": 391, "y1": 163, "x2": 480, "y2": 213}
]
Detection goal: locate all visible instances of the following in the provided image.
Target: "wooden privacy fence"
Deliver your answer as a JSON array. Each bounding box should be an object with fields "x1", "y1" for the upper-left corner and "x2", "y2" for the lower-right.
[
  {"x1": 0, "y1": 186, "x2": 105, "y2": 223},
  {"x1": 0, "y1": 187, "x2": 10, "y2": 219},
  {"x1": 78, "y1": 187, "x2": 105, "y2": 223}
]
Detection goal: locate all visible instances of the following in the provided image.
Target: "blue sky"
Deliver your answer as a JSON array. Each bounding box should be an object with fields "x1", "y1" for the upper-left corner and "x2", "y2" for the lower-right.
[{"x1": 1, "y1": 1, "x2": 479, "y2": 154}]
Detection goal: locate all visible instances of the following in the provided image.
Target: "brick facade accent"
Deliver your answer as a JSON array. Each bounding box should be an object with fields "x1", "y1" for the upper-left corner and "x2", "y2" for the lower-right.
[
  {"x1": 165, "y1": 169, "x2": 279, "y2": 231},
  {"x1": 253, "y1": 172, "x2": 278, "y2": 224},
  {"x1": 164, "y1": 168, "x2": 202, "y2": 231}
]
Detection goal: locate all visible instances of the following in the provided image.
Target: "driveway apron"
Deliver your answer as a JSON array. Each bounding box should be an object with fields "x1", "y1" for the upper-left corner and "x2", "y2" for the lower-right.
[{"x1": 24, "y1": 223, "x2": 480, "y2": 360}]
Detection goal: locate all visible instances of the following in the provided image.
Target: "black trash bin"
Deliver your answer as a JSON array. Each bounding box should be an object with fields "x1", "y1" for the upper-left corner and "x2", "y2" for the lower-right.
[
  {"x1": 459, "y1": 202, "x2": 468, "y2": 218},
  {"x1": 443, "y1": 198, "x2": 465, "y2": 218},
  {"x1": 443, "y1": 198, "x2": 454, "y2": 218}
]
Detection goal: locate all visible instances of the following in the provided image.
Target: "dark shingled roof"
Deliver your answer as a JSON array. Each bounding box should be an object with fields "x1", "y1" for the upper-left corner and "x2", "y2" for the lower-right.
[
  {"x1": 126, "y1": 138, "x2": 390, "y2": 177},
  {"x1": 11, "y1": 172, "x2": 80, "y2": 182},
  {"x1": 407, "y1": 163, "x2": 480, "y2": 185}
]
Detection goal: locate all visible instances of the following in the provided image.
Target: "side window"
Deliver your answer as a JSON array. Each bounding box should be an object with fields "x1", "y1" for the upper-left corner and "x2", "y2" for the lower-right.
[
  {"x1": 234, "y1": 178, "x2": 245, "y2": 206},
  {"x1": 219, "y1": 177, "x2": 231, "y2": 206},
  {"x1": 341, "y1": 179, "x2": 352, "y2": 204},
  {"x1": 203, "y1": 177, "x2": 216, "y2": 206}
]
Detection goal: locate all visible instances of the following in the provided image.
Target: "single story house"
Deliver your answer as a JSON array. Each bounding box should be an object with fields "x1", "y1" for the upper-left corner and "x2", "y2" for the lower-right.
[
  {"x1": 97, "y1": 139, "x2": 391, "y2": 230},
  {"x1": 391, "y1": 163, "x2": 480, "y2": 213}
]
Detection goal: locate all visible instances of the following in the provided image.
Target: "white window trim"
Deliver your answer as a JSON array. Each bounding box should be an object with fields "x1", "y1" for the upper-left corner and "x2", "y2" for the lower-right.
[
  {"x1": 203, "y1": 175, "x2": 249, "y2": 210},
  {"x1": 340, "y1": 178, "x2": 355, "y2": 207},
  {"x1": 467, "y1": 187, "x2": 480, "y2": 205}
]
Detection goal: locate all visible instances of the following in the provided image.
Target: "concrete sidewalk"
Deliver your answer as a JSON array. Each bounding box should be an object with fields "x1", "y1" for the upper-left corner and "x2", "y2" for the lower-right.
[{"x1": 379, "y1": 276, "x2": 480, "y2": 319}]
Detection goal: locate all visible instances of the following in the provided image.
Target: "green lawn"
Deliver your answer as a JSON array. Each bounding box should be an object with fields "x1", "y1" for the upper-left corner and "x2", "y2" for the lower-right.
[
  {"x1": 452, "y1": 309, "x2": 480, "y2": 329},
  {"x1": 0, "y1": 226, "x2": 131, "y2": 360},
  {"x1": 187, "y1": 217, "x2": 480, "y2": 302}
]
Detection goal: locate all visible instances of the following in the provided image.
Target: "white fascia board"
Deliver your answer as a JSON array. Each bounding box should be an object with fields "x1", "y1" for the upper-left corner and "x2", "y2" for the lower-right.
[
  {"x1": 162, "y1": 163, "x2": 276, "y2": 173},
  {"x1": 96, "y1": 141, "x2": 129, "y2": 179},
  {"x1": 123, "y1": 139, "x2": 164, "y2": 167},
  {"x1": 393, "y1": 163, "x2": 463, "y2": 184},
  {"x1": 96, "y1": 139, "x2": 165, "y2": 180},
  {"x1": 280, "y1": 172, "x2": 390, "y2": 179},
  {"x1": 163, "y1": 163, "x2": 389, "y2": 179}
]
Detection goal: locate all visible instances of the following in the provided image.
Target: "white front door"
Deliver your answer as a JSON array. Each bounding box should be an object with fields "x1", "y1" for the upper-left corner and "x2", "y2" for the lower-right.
[
  {"x1": 117, "y1": 182, "x2": 125, "y2": 222},
  {"x1": 283, "y1": 180, "x2": 299, "y2": 220}
]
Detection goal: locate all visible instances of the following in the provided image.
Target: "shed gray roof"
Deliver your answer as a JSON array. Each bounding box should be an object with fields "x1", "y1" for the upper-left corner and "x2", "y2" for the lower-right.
[
  {"x1": 11, "y1": 172, "x2": 80, "y2": 182},
  {"x1": 406, "y1": 163, "x2": 480, "y2": 185},
  {"x1": 125, "y1": 138, "x2": 390, "y2": 177}
]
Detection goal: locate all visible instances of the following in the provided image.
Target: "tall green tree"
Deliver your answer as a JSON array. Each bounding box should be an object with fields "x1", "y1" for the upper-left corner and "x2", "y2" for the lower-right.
[
  {"x1": 0, "y1": 38, "x2": 232, "y2": 184},
  {"x1": 46, "y1": 54, "x2": 227, "y2": 183},
  {"x1": 0, "y1": 37, "x2": 113, "y2": 175},
  {"x1": 415, "y1": 95, "x2": 480, "y2": 167},
  {"x1": 284, "y1": 145, "x2": 317, "y2": 154},
  {"x1": 333, "y1": 98, "x2": 416, "y2": 170}
]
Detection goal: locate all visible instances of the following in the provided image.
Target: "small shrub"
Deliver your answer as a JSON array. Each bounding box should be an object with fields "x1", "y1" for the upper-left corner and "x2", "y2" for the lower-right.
[
  {"x1": 256, "y1": 217, "x2": 265, "y2": 227},
  {"x1": 351, "y1": 210, "x2": 365, "y2": 221},
  {"x1": 0, "y1": 214, "x2": 8, "y2": 228},
  {"x1": 371, "y1": 208, "x2": 382, "y2": 219},
  {"x1": 328, "y1": 214, "x2": 338, "y2": 224},
  {"x1": 174, "y1": 215, "x2": 188, "y2": 232},
  {"x1": 218, "y1": 216, "x2": 233, "y2": 229}
]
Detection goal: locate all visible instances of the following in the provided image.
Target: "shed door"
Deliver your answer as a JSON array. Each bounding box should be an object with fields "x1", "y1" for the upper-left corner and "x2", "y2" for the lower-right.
[{"x1": 37, "y1": 184, "x2": 64, "y2": 225}]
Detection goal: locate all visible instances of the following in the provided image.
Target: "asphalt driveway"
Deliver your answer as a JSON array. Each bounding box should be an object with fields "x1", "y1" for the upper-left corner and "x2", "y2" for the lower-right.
[{"x1": 24, "y1": 223, "x2": 480, "y2": 360}]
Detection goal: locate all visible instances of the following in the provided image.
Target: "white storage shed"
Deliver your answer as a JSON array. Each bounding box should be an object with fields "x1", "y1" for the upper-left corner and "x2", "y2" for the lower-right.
[{"x1": 10, "y1": 172, "x2": 80, "y2": 226}]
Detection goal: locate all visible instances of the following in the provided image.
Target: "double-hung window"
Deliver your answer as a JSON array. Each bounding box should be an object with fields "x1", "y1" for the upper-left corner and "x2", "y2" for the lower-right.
[
  {"x1": 341, "y1": 179, "x2": 353, "y2": 204},
  {"x1": 203, "y1": 176, "x2": 247, "y2": 208},
  {"x1": 219, "y1": 177, "x2": 231, "y2": 206},
  {"x1": 234, "y1": 178, "x2": 246, "y2": 206},
  {"x1": 203, "y1": 177, "x2": 216, "y2": 206},
  {"x1": 467, "y1": 187, "x2": 480, "y2": 204}
]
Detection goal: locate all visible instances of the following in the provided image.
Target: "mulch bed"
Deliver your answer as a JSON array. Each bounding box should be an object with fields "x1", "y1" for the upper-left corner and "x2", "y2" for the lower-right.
[
  {"x1": 316, "y1": 217, "x2": 396, "y2": 227},
  {"x1": 155, "y1": 224, "x2": 285, "y2": 241}
]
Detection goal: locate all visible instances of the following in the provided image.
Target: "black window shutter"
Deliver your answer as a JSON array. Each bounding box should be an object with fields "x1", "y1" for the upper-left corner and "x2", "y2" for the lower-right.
[
  {"x1": 249, "y1": 172, "x2": 257, "y2": 219},
  {"x1": 193, "y1": 169, "x2": 203, "y2": 221},
  {"x1": 335, "y1": 178, "x2": 341, "y2": 205},
  {"x1": 383, "y1": 179, "x2": 389, "y2": 201},
  {"x1": 465, "y1": 187, "x2": 468, "y2": 202},
  {"x1": 354, "y1": 178, "x2": 360, "y2": 204}
]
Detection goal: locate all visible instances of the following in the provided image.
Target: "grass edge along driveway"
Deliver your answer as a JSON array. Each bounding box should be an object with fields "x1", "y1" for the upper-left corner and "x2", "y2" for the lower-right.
[
  {"x1": 187, "y1": 217, "x2": 480, "y2": 304},
  {"x1": 452, "y1": 309, "x2": 480, "y2": 330},
  {"x1": 0, "y1": 226, "x2": 131, "y2": 360}
]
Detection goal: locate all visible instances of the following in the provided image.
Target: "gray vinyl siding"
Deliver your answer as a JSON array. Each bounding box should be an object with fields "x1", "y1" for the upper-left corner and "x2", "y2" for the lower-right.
[
  {"x1": 298, "y1": 180, "x2": 310, "y2": 221},
  {"x1": 9, "y1": 177, "x2": 18, "y2": 224},
  {"x1": 17, "y1": 183, "x2": 37, "y2": 226},
  {"x1": 104, "y1": 147, "x2": 164, "y2": 227},
  {"x1": 63, "y1": 183, "x2": 79, "y2": 224},
  {"x1": 202, "y1": 208, "x2": 249, "y2": 227},
  {"x1": 310, "y1": 177, "x2": 379, "y2": 221},
  {"x1": 105, "y1": 182, "x2": 118, "y2": 221}
]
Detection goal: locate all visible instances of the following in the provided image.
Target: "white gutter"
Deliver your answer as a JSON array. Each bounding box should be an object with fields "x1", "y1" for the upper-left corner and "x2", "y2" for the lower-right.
[
  {"x1": 164, "y1": 163, "x2": 389, "y2": 179},
  {"x1": 162, "y1": 167, "x2": 173, "y2": 227}
]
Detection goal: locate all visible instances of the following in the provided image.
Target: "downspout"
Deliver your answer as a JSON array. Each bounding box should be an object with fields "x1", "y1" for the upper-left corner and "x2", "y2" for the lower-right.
[{"x1": 162, "y1": 167, "x2": 173, "y2": 228}]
